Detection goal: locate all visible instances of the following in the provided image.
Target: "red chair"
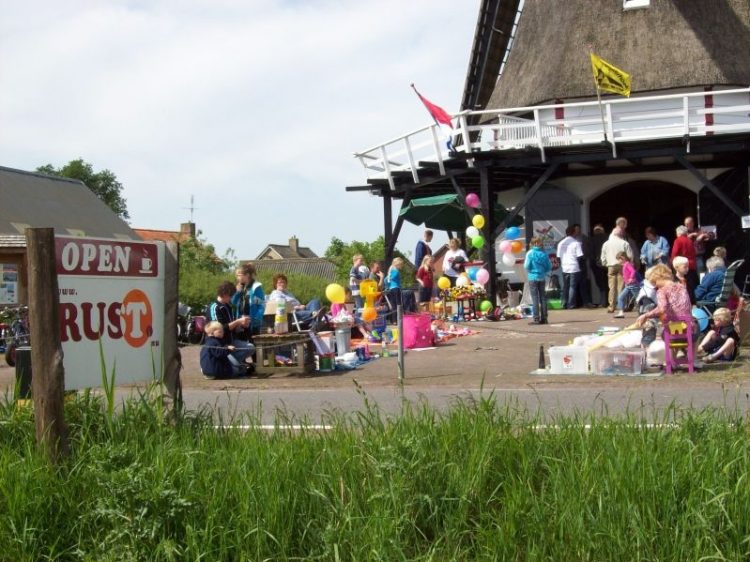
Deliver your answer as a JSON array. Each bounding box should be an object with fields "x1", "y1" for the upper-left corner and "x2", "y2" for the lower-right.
[{"x1": 662, "y1": 315, "x2": 695, "y2": 374}]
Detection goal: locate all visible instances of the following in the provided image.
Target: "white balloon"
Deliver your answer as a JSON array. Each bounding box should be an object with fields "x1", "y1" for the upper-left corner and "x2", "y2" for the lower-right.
[
  {"x1": 456, "y1": 275, "x2": 470, "y2": 287},
  {"x1": 502, "y1": 252, "x2": 516, "y2": 266},
  {"x1": 466, "y1": 226, "x2": 480, "y2": 238}
]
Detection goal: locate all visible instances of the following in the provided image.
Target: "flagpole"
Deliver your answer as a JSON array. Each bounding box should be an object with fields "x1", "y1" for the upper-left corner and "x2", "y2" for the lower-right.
[{"x1": 588, "y1": 47, "x2": 608, "y2": 143}]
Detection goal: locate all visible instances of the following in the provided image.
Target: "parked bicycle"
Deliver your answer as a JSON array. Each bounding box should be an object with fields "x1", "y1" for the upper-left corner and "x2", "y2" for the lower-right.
[
  {"x1": 1, "y1": 305, "x2": 30, "y2": 367},
  {"x1": 177, "y1": 303, "x2": 205, "y2": 345}
]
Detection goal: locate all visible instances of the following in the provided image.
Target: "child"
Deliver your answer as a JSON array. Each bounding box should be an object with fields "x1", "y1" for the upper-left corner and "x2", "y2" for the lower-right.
[
  {"x1": 330, "y1": 287, "x2": 352, "y2": 317},
  {"x1": 416, "y1": 255, "x2": 434, "y2": 305},
  {"x1": 524, "y1": 236, "x2": 552, "y2": 325},
  {"x1": 385, "y1": 257, "x2": 404, "y2": 310},
  {"x1": 698, "y1": 307, "x2": 740, "y2": 363},
  {"x1": 200, "y1": 321, "x2": 245, "y2": 379},
  {"x1": 232, "y1": 263, "x2": 265, "y2": 336},
  {"x1": 208, "y1": 280, "x2": 254, "y2": 368},
  {"x1": 636, "y1": 277, "x2": 658, "y2": 346},
  {"x1": 613, "y1": 251, "x2": 641, "y2": 318},
  {"x1": 349, "y1": 254, "x2": 366, "y2": 310}
]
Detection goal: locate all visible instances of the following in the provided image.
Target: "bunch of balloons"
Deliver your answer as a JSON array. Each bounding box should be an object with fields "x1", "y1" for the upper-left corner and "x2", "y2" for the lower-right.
[
  {"x1": 498, "y1": 226, "x2": 523, "y2": 267},
  {"x1": 464, "y1": 194, "x2": 488, "y2": 251}
]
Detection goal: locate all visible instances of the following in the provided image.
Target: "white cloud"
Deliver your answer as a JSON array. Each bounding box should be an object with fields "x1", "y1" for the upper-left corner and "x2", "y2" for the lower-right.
[{"x1": 0, "y1": 0, "x2": 480, "y2": 259}]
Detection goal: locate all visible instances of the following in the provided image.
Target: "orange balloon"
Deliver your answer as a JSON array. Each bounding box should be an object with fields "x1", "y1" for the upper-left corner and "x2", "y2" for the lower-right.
[
  {"x1": 361, "y1": 306, "x2": 378, "y2": 322},
  {"x1": 511, "y1": 240, "x2": 523, "y2": 253}
]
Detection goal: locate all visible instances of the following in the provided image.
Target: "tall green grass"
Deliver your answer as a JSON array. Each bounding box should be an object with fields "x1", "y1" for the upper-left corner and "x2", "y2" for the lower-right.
[{"x1": 1, "y1": 392, "x2": 749, "y2": 561}]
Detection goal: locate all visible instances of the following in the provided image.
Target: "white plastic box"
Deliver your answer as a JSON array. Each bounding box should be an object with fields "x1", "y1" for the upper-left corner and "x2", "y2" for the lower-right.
[
  {"x1": 548, "y1": 346, "x2": 589, "y2": 374},
  {"x1": 590, "y1": 349, "x2": 645, "y2": 376}
]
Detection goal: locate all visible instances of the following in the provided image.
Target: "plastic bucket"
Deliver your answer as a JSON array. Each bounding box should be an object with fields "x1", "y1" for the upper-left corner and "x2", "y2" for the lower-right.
[
  {"x1": 334, "y1": 323, "x2": 352, "y2": 355},
  {"x1": 317, "y1": 353, "x2": 334, "y2": 372}
]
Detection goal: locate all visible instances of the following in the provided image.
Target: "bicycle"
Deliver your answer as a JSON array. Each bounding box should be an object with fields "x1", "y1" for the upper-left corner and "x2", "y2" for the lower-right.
[{"x1": 1, "y1": 305, "x2": 30, "y2": 367}]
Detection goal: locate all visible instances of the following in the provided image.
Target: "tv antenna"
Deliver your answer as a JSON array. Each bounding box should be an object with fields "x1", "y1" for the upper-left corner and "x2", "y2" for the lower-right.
[{"x1": 184, "y1": 195, "x2": 198, "y2": 222}]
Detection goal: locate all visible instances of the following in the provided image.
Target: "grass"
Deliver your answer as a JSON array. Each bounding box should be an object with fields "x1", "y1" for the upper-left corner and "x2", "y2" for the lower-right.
[{"x1": 1, "y1": 390, "x2": 750, "y2": 560}]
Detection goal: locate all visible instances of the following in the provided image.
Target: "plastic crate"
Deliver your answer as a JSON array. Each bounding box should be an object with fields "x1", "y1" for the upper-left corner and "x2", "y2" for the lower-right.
[
  {"x1": 548, "y1": 345, "x2": 588, "y2": 374},
  {"x1": 590, "y1": 349, "x2": 645, "y2": 376}
]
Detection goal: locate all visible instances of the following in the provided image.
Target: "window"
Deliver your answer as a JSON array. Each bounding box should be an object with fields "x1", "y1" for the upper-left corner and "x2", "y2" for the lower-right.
[{"x1": 623, "y1": 0, "x2": 650, "y2": 9}]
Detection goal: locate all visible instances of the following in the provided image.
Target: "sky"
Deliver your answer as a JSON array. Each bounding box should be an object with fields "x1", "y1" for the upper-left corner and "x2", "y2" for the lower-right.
[{"x1": 0, "y1": 0, "x2": 482, "y2": 261}]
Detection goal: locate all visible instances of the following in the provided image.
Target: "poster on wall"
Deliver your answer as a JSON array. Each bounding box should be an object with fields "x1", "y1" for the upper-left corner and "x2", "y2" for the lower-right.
[
  {"x1": 0, "y1": 264, "x2": 19, "y2": 304},
  {"x1": 531, "y1": 220, "x2": 568, "y2": 254},
  {"x1": 55, "y1": 236, "x2": 165, "y2": 390}
]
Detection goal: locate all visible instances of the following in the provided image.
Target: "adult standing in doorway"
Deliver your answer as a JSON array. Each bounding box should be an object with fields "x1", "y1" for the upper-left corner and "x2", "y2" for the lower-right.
[
  {"x1": 684, "y1": 216, "x2": 711, "y2": 273},
  {"x1": 573, "y1": 223, "x2": 596, "y2": 308},
  {"x1": 615, "y1": 216, "x2": 640, "y2": 271},
  {"x1": 600, "y1": 227, "x2": 633, "y2": 313},
  {"x1": 591, "y1": 224, "x2": 609, "y2": 307},
  {"x1": 556, "y1": 225, "x2": 583, "y2": 309},
  {"x1": 414, "y1": 229, "x2": 433, "y2": 272},
  {"x1": 640, "y1": 226, "x2": 670, "y2": 268},
  {"x1": 671, "y1": 225, "x2": 700, "y2": 294}
]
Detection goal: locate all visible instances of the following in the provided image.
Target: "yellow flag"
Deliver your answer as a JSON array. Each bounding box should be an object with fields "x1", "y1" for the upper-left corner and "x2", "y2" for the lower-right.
[{"x1": 590, "y1": 53, "x2": 631, "y2": 97}]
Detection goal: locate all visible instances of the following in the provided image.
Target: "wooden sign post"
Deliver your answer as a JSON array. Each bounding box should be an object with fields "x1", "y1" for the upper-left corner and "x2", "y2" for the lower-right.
[{"x1": 26, "y1": 228, "x2": 68, "y2": 462}]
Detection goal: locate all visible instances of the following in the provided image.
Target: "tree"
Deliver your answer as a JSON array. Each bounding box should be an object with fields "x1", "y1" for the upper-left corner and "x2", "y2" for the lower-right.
[
  {"x1": 324, "y1": 236, "x2": 413, "y2": 285},
  {"x1": 178, "y1": 231, "x2": 236, "y2": 310},
  {"x1": 37, "y1": 159, "x2": 130, "y2": 220}
]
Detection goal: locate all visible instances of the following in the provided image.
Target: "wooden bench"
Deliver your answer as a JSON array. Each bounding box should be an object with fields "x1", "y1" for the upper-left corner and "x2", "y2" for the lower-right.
[{"x1": 253, "y1": 332, "x2": 315, "y2": 376}]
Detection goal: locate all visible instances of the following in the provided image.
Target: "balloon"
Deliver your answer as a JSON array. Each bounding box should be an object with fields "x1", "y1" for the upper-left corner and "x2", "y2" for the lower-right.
[
  {"x1": 465, "y1": 193, "x2": 480, "y2": 208},
  {"x1": 472, "y1": 235, "x2": 485, "y2": 249},
  {"x1": 505, "y1": 226, "x2": 520, "y2": 240},
  {"x1": 467, "y1": 266, "x2": 478, "y2": 281},
  {"x1": 692, "y1": 307, "x2": 710, "y2": 333},
  {"x1": 480, "y1": 300, "x2": 493, "y2": 312},
  {"x1": 362, "y1": 306, "x2": 378, "y2": 322},
  {"x1": 325, "y1": 283, "x2": 346, "y2": 304},
  {"x1": 476, "y1": 268, "x2": 490, "y2": 285},
  {"x1": 498, "y1": 240, "x2": 511, "y2": 253},
  {"x1": 472, "y1": 214, "x2": 485, "y2": 229},
  {"x1": 511, "y1": 240, "x2": 523, "y2": 253},
  {"x1": 466, "y1": 226, "x2": 480, "y2": 238},
  {"x1": 502, "y1": 253, "x2": 516, "y2": 266},
  {"x1": 437, "y1": 276, "x2": 451, "y2": 290},
  {"x1": 456, "y1": 275, "x2": 470, "y2": 287}
]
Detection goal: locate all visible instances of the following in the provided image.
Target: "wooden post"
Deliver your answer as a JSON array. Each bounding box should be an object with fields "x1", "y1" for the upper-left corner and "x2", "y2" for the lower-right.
[
  {"x1": 26, "y1": 228, "x2": 68, "y2": 462},
  {"x1": 479, "y1": 166, "x2": 497, "y2": 301},
  {"x1": 162, "y1": 241, "x2": 182, "y2": 410},
  {"x1": 383, "y1": 191, "x2": 394, "y2": 267}
]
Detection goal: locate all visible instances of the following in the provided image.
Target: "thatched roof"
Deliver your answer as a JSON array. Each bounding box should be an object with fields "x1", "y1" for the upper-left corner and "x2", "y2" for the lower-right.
[{"x1": 485, "y1": 0, "x2": 750, "y2": 109}]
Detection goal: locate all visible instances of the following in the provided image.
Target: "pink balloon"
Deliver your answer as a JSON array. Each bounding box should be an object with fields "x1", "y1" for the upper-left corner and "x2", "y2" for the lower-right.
[
  {"x1": 465, "y1": 193, "x2": 480, "y2": 208},
  {"x1": 476, "y1": 268, "x2": 490, "y2": 285},
  {"x1": 498, "y1": 240, "x2": 511, "y2": 253}
]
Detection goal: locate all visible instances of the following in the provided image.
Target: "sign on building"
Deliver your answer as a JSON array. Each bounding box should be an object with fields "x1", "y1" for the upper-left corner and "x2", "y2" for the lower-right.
[
  {"x1": 0, "y1": 263, "x2": 19, "y2": 304},
  {"x1": 55, "y1": 236, "x2": 165, "y2": 390}
]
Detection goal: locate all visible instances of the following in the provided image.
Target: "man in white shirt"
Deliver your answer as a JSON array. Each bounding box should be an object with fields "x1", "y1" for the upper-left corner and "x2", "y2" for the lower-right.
[{"x1": 556, "y1": 225, "x2": 584, "y2": 309}]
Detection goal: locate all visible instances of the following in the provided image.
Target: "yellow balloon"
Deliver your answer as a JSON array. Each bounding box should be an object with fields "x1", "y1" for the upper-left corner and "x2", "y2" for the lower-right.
[
  {"x1": 325, "y1": 283, "x2": 346, "y2": 304},
  {"x1": 361, "y1": 306, "x2": 378, "y2": 322},
  {"x1": 472, "y1": 214, "x2": 485, "y2": 229},
  {"x1": 437, "y1": 276, "x2": 451, "y2": 290}
]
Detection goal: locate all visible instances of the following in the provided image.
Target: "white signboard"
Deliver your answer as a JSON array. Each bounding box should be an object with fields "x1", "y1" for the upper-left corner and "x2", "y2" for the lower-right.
[
  {"x1": 0, "y1": 263, "x2": 19, "y2": 304},
  {"x1": 55, "y1": 236, "x2": 165, "y2": 390}
]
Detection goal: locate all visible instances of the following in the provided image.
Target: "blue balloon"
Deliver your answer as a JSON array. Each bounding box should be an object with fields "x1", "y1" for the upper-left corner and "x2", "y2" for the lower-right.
[
  {"x1": 467, "y1": 266, "x2": 478, "y2": 281},
  {"x1": 505, "y1": 226, "x2": 520, "y2": 240},
  {"x1": 692, "y1": 307, "x2": 710, "y2": 333}
]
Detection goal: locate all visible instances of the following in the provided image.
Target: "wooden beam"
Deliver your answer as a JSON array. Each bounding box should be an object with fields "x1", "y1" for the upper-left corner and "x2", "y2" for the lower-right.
[
  {"x1": 492, "y1": 163, "x2": 560, "y2": 237},
  {"x1": 479, "y1": 167, "x2": 497, "y2": 300},
  {"x1": 383, "y1": 191, "x2": 394, "y2": 266},
  {"x1": 26, "y1": 227, "x2": 68, "y2": 463},
  {"x1": 675, "y1": 154, "x2": 745, "y2": 217}
]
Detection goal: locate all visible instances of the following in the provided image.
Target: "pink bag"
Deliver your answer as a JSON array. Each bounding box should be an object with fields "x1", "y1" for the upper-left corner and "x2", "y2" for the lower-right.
[{"x1": 402, "y1": 313, "x2": 435, "y2": 349}]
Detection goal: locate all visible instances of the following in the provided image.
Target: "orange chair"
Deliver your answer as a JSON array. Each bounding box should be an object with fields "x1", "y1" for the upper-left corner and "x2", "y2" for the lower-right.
[{"x1": 662, "y1": 315, "x2": 695, "y2": 374}]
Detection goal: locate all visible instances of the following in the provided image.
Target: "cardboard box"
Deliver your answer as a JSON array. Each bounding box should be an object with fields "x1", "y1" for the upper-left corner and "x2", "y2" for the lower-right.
[{"x1": 548, "y1": 346, "x2": 588, "y2": 374}]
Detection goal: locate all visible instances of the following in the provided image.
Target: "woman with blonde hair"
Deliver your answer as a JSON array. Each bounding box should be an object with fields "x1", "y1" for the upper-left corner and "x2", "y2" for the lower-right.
[
  {"x1": 635, "y1": 264, "x2": 692, "y2": 328},
  {"x1": 416, "y1": 255, "x2": 435, "y2": 304}
]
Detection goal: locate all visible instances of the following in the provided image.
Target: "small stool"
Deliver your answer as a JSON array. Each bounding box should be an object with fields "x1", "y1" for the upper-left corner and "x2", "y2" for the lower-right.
[
  {"x1": 254, "y1": 333, "x2": 315, "y2": 376},
  {"x1": 662, "y1": 315, "x2": 695, "y2": 374}
]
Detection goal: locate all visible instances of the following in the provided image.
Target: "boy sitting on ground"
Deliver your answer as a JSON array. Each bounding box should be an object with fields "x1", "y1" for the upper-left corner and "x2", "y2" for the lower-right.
[
  {"x1": 208, "y1": 280, "x2": 255, "y2": 370},
  {"x1": 697, "y1": 307, "x2": 740, "y2": 363},
  {"x1": 200, "y1": 321, "x2": 248, "y2": 379}
]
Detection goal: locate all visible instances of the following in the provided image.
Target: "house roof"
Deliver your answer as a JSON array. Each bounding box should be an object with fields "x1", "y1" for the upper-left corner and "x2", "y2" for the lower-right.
[
  {"x1": 249, "y1": 258, "x2": 337, "y2": 281},
  {"x1": 257, "y1": 244, "x2": 318, "y2": 260},
  {"x1": 134, "y1": 228, "x2": 190, "y2": 243},
  {"x1": 485, "y1": 0, "x2": 750, "y2": 110},
  {"x1": 0, "y1": 165, "x2": 137, "y2": 246}
]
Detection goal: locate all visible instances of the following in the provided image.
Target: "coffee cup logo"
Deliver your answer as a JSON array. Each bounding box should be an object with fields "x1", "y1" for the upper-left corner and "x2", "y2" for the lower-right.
[{"x1": 140, "y1": 257, "x2": 153, "y2": 273}]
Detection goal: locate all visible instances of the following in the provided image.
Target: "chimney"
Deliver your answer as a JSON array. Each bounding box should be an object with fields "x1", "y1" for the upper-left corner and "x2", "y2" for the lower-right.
[
  {"x1": 180, "y1": 222, "x2": 196, "y2": 238},
  {"x1": 289, "y1": 235, "x2": 299, "y2": 255}
]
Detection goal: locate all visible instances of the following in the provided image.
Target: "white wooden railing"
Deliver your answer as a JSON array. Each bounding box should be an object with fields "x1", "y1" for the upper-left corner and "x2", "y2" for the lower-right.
[{"x1": 354, "y1": 87, "x2": 750, "y2": 189}]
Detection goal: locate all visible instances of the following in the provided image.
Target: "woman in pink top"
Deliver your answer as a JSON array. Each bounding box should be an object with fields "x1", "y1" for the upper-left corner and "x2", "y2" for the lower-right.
[{"x1": 636, "y1": 264, "x2": 692, "y2": 327}]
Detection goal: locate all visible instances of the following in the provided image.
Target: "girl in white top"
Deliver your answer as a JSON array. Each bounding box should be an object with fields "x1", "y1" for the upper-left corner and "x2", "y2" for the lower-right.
[{"x1": 442, "y1": 238, "x2": 469, "y2": 286}]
